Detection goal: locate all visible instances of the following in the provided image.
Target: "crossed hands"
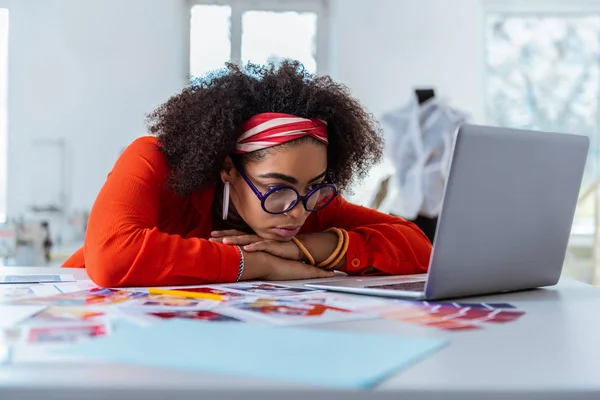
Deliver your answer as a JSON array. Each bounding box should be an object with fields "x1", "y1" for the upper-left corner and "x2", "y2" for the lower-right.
[
  {"x1": 209, "y1": 229, "x2": 304, "y2": 261},
  {"x1": 209, "y1": 230, "x2": 335, "y2": 281}
]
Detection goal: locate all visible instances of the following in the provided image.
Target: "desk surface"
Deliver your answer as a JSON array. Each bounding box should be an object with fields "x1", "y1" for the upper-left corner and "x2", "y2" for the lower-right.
[{"x1": 1, "y1": 266, "x2": 600, "y2": 400}]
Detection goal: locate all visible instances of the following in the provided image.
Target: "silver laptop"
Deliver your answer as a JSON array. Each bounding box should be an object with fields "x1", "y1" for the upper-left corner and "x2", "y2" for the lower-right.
[{"x1": 306, "y1": 124, "x2": 589, "y2": 300}]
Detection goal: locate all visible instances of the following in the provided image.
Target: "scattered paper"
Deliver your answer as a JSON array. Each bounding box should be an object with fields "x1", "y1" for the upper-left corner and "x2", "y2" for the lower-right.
[
  {"x1": 219, "y1": 297, "x2": 376, "y2": 325},
  {"x1": 0, "y1": 274, "x2": 75, "y2": 284},
  {"x1": 148, "y1": 286, "x2": 252, "y2": 302},
  {"x1": 0, "y1": 284, "x2": 68, "y2": 302},
  {"x1": 0, "y1": 285, "x2": 37, "y2": 300},
  {"x1": 54, "y1": 320, "x2": 448, "y2": 389},
  {"x1": 42, "y1": 280, "x2": 98, "y2": 294},
  {"x1": 27, "y1": 307, "x2": 106, "y2": 325},
  {"x1": 0, "y1": 274, "x2": 524, "y2": 381},
  {"x1": 0, "y1": 305, "x2": 46, "y2": 328},
  {"x1": 17, "y1": 287, "x2": 147, "y2": 307},
  {"x1": 30, "y1": 285, "x2": 65, "y2": 297},
  {"x1": 278, "y1": 291, "x2": 394, "y2": 310},
  {"x1": 145, "y1": 310, "x2": 241, "y2": 322},
  {"x1": 363, "y1": 300, "x2": 525, "y2": 331},
  {"x1": 220, "y1": 282, "x2": 319, "y2": 296},
  {"x1": 20, "y1": 320, "x2": 110, "y2": 345},
  {"x1": 122, "y1": 294, "x2": 219, "y2": 311}
]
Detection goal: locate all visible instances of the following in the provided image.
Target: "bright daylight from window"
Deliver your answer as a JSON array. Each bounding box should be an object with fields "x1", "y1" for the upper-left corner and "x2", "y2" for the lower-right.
[
  {"x1": 190, "y1": 5, "x2": 318, "y2": 78},
  {"x1": 190, "y1": 5, "x2": 232, "y2": 78},
  {"x1": 486, "y1": 15, "x2": 600, "y2": 279},
  {"x1": 241, "y1": 10, "x2": 317, "y2": 72}
]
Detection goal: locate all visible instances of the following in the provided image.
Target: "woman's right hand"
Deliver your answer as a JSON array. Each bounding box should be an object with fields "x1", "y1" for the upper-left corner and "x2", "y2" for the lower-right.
[{"x1": 240, "y1": 250, "x2": 335, "y2": 281}]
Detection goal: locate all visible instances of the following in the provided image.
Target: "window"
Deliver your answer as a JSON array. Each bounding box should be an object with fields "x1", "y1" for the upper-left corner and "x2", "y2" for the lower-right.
[
  {"x1": 484, "y1": 0, "x2": 600, "y2": 282},
  {"x1": 241, "y1": 10, "x2": 318, "y2": 72},
  {"x1": 486, "y1": 15, "x2": 600, "y2": 197},
  {"x1": 189, "y1": 0, "x2": 327, "y2": 78},
  {"x1": 190, "y1": 5, "x2": 231, "y2": 78}
]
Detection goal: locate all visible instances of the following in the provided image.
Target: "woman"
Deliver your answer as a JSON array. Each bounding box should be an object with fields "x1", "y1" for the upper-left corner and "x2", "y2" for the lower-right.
[{"x1": 63, "y1": 61, "x2": 432, "y2": 287}]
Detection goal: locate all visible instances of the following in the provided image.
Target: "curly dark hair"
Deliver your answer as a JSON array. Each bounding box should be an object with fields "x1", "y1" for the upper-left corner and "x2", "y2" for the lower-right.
[{"x1": 147, "y1": 60, "x2": 383, "y2": 197}]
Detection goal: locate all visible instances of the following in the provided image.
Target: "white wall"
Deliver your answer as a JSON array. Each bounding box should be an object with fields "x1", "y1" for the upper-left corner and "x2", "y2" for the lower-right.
[
  {"x1": 2, "y1": 0, "x2": 487, "y2": 241},
  {"x1": 329, "y1": 0, "x2": 486, "y2": 122},
  {"x1": 7, "y1": 0, "x2": 187, "y2": 220}
]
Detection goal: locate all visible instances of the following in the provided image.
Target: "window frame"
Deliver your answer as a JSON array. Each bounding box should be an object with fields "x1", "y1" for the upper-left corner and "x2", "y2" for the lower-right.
[
  {"x1": 186, "y1": 0, "x2": 329, "y2": 76},
  {"x1": 0, "y1": 3, "x2": 7, "y2": 223},
  {"x1": 483, "y1": 0, "x2": 600, "y2": 15}
]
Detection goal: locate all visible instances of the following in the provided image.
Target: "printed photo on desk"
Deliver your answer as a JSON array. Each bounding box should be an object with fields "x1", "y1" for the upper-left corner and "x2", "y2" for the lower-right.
[
  {"x1": 0, "y1": 286, "x2": 36, "y2": 300},
  {"x1": 20, "y1": 320, "x2": 111, "y2": 345},
  {"x1": 148, "y1": 286, "x2": 249, "y2": 302},
  {"x1": 221, "y1": 282, "x2": 319, "y2": 296},
  {"x1": 362, "y1": 301, "x2": 526, "y2": 331},
  {"x1": 1, "y1": 283, "x2": 92, "y2": 302},
  {"x1": 276, "y1": 291, "x2": 394, "y2": 310},
  {"x1": 27, "y1": 307, "x2": 106, "y2": 324},
  {"x1": 123, "y1": 294, "x2": 219, "y2": 311},
  {"x1": 146, "y1": 310, "x2": 241, "y2": 322},
  {"x1": 219, "y1": 297, "x2": 377, "y2": 326},
  {"x1": 15, "y1": 288, "x2": 147, "y2": 307},
  {"x1": 117, "y1": 307, "x2": 242, "y2": 326},
  {"x1": 6, "y1": 319, "x2": 113, "y2": 365}
]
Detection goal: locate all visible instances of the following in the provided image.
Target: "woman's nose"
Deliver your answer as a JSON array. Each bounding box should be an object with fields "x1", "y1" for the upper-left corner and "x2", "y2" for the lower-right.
[{"x1": 284, "y1": 201, "x2": 308, "y2": 220}]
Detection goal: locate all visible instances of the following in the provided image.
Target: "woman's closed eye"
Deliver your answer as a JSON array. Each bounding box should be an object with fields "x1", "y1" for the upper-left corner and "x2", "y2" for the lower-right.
[{"x1": 265, "y1": 183, "x2": 288, "y2": 191}]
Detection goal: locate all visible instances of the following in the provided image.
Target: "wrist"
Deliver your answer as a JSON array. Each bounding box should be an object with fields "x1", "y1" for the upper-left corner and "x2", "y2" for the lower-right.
[
  {"x1": 296, "y1": 232, "x2": 339, "y2": 265},
  {"x1": 291, "y1": 236, "x2": 315, "y2": 264},
  {"x1": 238, "y1": 250, "x2": 271, "y2": 280}
]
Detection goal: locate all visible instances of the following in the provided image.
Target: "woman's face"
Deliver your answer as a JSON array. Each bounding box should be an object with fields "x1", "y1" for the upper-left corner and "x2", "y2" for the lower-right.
[{"x1": 223, "y1": 141, "x2": 328, "y2": 241}]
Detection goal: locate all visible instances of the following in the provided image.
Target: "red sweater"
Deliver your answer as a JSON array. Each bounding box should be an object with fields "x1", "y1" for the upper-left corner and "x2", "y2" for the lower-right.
[{"x1": 62, "y1": 137, "x2": 432, "y2": 287}]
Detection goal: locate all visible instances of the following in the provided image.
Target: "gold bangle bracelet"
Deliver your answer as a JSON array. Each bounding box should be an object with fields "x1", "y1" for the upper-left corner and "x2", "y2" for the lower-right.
[
  {"x1": 317, "y1": 228, "x2": 344, "y2": 268},
  {"x1": 291, "y1": 237, "x2": 315, "y2": 265},
  {"x1": 324, "y1": 228, "x2": 349, "y2": 270}
]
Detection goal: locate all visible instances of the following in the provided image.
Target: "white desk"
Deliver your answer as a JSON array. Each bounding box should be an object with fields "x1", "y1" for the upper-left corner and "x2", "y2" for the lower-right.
[{"x1": 1, "y1": 266, "x2": 600, "y2": 400}]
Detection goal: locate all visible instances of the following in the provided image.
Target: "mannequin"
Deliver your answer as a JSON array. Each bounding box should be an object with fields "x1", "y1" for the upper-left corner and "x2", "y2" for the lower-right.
[{"x1": 409, "y1": 88, "x2": 439, "y2": 243}]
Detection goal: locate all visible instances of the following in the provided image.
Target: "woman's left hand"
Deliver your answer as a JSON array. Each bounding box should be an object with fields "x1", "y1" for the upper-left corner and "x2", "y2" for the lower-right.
[
  {"x1": 209, "y1": 230, "x2": 263, "y2": 246},
  {"x1": 211, "y1": 230, "x2": 303, "y2": 261},
  {"x1": 211, "y1": 230, "x2": 337, "y2": 265}
]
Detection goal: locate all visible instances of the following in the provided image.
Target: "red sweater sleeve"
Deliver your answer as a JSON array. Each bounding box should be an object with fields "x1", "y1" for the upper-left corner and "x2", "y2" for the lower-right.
[
  {"x1": 314, "y1": 197, "x2": 432, "y2": 276},
  {"x1": 82, "y1": 137, "x2": 241, "y2": 288}
]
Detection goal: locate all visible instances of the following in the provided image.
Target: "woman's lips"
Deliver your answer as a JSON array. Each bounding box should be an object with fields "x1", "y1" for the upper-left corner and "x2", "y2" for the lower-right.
[{"x1": 273, "y1": 226, "x2": 301, "y2": 238}]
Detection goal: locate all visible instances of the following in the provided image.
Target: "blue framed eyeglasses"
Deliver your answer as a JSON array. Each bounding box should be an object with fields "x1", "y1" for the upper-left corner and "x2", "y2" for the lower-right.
[{"x1": 234, "y1": 162, "x2": 338, "y2": 215}]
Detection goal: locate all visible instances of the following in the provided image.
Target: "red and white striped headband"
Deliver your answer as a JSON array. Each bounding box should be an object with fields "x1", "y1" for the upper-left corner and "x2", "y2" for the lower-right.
[{"x1": 235, "y1": 112, "x2": 328, "y2": 154}]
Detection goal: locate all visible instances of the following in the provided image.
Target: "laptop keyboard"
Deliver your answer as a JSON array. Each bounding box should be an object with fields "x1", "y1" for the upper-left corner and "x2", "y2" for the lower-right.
[{"x1": 364, "y1": 281, "x2": 426, "y2": 292}]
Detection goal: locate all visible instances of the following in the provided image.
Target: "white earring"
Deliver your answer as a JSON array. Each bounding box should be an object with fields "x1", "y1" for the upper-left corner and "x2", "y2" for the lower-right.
[{"x1": 222, "y1": 182, "x2": 230, "y2": 220}]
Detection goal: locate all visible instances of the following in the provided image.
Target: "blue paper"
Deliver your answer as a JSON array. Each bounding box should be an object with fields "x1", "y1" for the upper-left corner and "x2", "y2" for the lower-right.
[{"x1": 56, "y1": 320, "x2": 447, "y2": 389}]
